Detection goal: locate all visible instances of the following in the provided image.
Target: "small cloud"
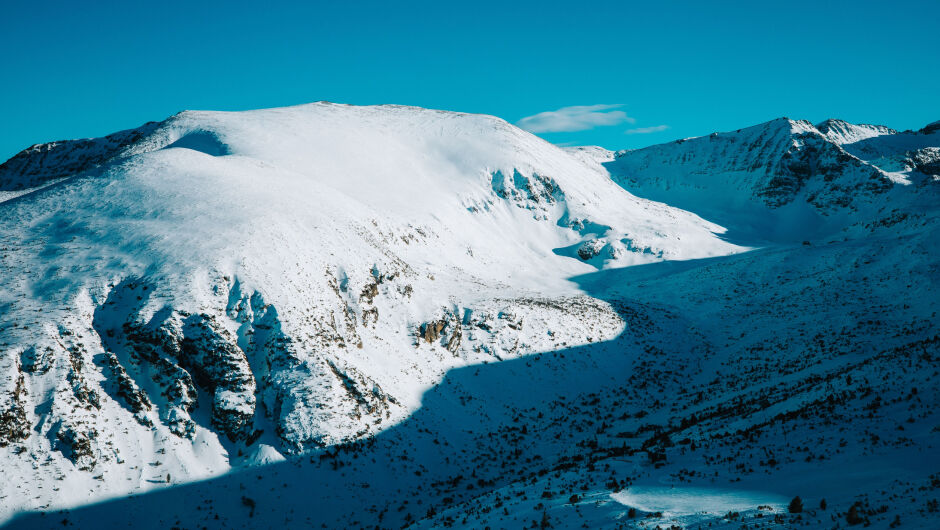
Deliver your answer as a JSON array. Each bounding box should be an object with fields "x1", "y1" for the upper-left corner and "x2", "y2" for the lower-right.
[
  {"x1": 625, "y1": 125, "x2": 669, "y2": 135},
  {"x1": 517, "y1": 104, "x2": 635, "y2": 133}
]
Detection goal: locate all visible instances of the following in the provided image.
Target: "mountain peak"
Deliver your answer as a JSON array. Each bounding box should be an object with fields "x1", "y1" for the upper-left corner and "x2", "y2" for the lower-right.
[
  {"x1": 814, "y1": 118, "x2": 896, "y2": 145},
  {"x1": 920, "y1": 119, "x2": 940, "y2": 134},
  {"x1": 605, "y1": 113, "x2": 912, "y2": 216}
]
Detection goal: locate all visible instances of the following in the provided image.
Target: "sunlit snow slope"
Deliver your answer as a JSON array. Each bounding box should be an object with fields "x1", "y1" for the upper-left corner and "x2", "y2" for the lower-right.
[
  {"x1": 1, "y1": 107, "x2": 937, "y2": 529},
  {"x1": 0, "y1": 103, "x2": 742, "y2": 521}
]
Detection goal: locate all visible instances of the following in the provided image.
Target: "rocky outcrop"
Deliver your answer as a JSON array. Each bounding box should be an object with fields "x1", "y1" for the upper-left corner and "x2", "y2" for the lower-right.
[
  {"x1": 177, "y1": 316, "x2": 257, "y2": 442},
  {"x1": 0, "y1": 122, "x2": 159, "y2": 190},
  {"x1": 490, "y1": 170, "x2": 565, "y2": 219},
  {"x1": 0, "y1": 372, "x2": 30, "y2": 447},
  {"x1": 19, "y1": 346, "x2": 52, "y2": 374},
  {"x1": 325, "y1": 359, "x2": 397, "y2": 421},
  {"x1": 769, "y1": 131, "x2": 891, "y2": 210},
  {"x1": 445, "y1": 322, "x2": 462, "y2": 353},
  {"x1": 54, "y1": 424, "x2": 98, "y2": 471},
  {"x1": 909, "y1": 147, "x2": 940, "y2": 176},
  {"x1": 103, "y1": 352, "x2": 153, "y2": 427},
  {"x1": 419, "y1": 320, "x2": 447, "y2": 343},
  {"x1": 66, "y1": 344, "x2": 101, "y2": 411},
  {"x1": 418, "y1": 313, "x2": 464, "y2": 354},
  {"x1": 116, "y1": 313, "x2": 199, "y2": 439},
  {"x1": 577, "y1": 239, "x2": 606, "y2": 261}
]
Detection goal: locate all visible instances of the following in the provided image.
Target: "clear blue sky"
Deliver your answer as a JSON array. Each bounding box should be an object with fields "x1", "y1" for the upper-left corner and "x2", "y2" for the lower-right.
[{"x1": 1, "y1": 0, "x2": 938, "y2": 161}]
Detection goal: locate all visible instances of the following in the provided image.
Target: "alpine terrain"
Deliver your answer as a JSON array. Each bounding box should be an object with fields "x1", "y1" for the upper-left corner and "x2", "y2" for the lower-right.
[{"x1": 0, "y1": 103, "x2": 937, "y2": 529}]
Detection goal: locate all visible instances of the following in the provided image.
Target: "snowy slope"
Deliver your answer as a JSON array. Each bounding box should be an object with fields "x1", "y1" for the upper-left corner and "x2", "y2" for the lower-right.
[
  {"x1": 11, "y1": 226, "x2": 937, "y2": 530},
  {"x1": 602, "y1": 117, "x2": 939, "y2": 244},
  {"x1": 834, "y1": 121, "x2": 940, "y2": 177},
  {"x1": 1, "y1": 107, "x2": 937, "y2": 529},
  {"x1": 606, "y1": 117, "x2": 891, "y2": 210},
  {"x1": 0, "y1": 103, "x2": 741, "y2": 522}
]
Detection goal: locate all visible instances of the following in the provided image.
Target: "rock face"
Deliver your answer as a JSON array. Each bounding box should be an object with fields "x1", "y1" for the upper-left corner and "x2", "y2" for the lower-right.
[
  {"x1": 0, "y1": 373, "x2": 29, "y2": 447},
  {"x1": 909, "y1": 147, "x2": 940, "y2": 175},
  {"x1": 489, "y1": 170, "x2": 565, "y2": 219},
  {"x1": 178, "y1": 316, "x2": 257, "y2": 442},
  {"x1": 577, "y1": 239, "x2": 606, "y2": 261},
  {"x1": 419, "y1": 320, "x2": 447, "y2": 343}
]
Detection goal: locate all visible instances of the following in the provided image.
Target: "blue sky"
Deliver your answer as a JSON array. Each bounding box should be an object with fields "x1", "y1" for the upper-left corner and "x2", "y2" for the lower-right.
[{"x1": 1, "y1": 0, "x2": 938, "y2": 161}]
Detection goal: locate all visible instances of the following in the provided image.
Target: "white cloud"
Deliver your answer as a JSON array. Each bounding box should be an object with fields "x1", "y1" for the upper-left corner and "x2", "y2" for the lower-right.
[
  {"x1": 625, "y1": 125, "x2": 669, "y2": 135},
  {"x1": 516, "y1": 104, "x2": 635, "y2": 133}
]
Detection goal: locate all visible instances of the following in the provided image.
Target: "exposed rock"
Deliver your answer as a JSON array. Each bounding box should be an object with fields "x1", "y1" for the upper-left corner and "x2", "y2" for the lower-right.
[
  {"x1": 0, "y1": 373, "x2": 30, "y2": 447},
  {"x1": 420, "y1": 320, "x2": 447, "y2": 343},
  {"x1": 103, "y1": 352, "x2": 153, "y2": 427},
  {"x1": 362, "y1": 307, "x2": 379, "y2": 326},
  {"x1": 325, "y1": 359, "x2": 396, "y2": 420},
  {"x1": 179, "y1": 316, "x2": 256, "y2": 442},
  {"x1": 120, "y1": 316, "x2": 199, "y2": 438},
  {"x1": 490, "y1": 170, "x2": 565, "y2": 219},
  {"x1": 359, "y1": 281, "x2": 379, "y2": 304},
  {"x1": 67, "y1": 345, "x2": 100, "y2": 410},
  {"x1": 445, "y1": 321, "x2": 462, "y2": 353},
  {"x1": 577, "y1": 239, "x2": 605, "y2": 261},
  {"x1": 909, "y1": 147, "x2": 940, "y2": 175},
  {"x1": 0, "y1": 121, "x2": 159, "y2": 190},
  {"x1": 19, "y1": 346, "x2": 52, "y2": 374},
  {"x1": 55, "y1": 424, "x2": 97, "y2": 471}
]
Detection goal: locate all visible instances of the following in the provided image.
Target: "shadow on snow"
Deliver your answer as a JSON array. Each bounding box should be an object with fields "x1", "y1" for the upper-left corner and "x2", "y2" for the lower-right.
[{"x1": 5, "y1": 254, "x2": 746, "y2": 529}]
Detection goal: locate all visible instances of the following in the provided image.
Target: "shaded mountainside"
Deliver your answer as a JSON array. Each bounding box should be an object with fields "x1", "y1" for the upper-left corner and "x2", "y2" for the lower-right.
[
  {"x1": 599, "y1": 117, "x2": 939, "y2": 244},
  {"x1": 7, "y1": 215, "x2": 939, "y2": 530},
  {"x1": 607, "y1": 118, "x2": 888, "y2": 211},
  {"x1": 1, "y1": 105, "x2": 938, "y2": 528}
]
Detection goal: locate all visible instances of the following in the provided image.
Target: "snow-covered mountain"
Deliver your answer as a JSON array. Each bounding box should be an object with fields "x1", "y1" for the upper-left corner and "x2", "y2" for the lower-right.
[
  {"x1": 600, "y1": 117, "x2": 939, "y2": 244},
  {"x1": 0, "y1": 102, "x2": 739, "y2": 520},
  {"x1": 1, "y1": 105, "x2": 937, "y2": 529},
  {"x1": 815, "y1": 118, "x2": 896, "y2": 146}
]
